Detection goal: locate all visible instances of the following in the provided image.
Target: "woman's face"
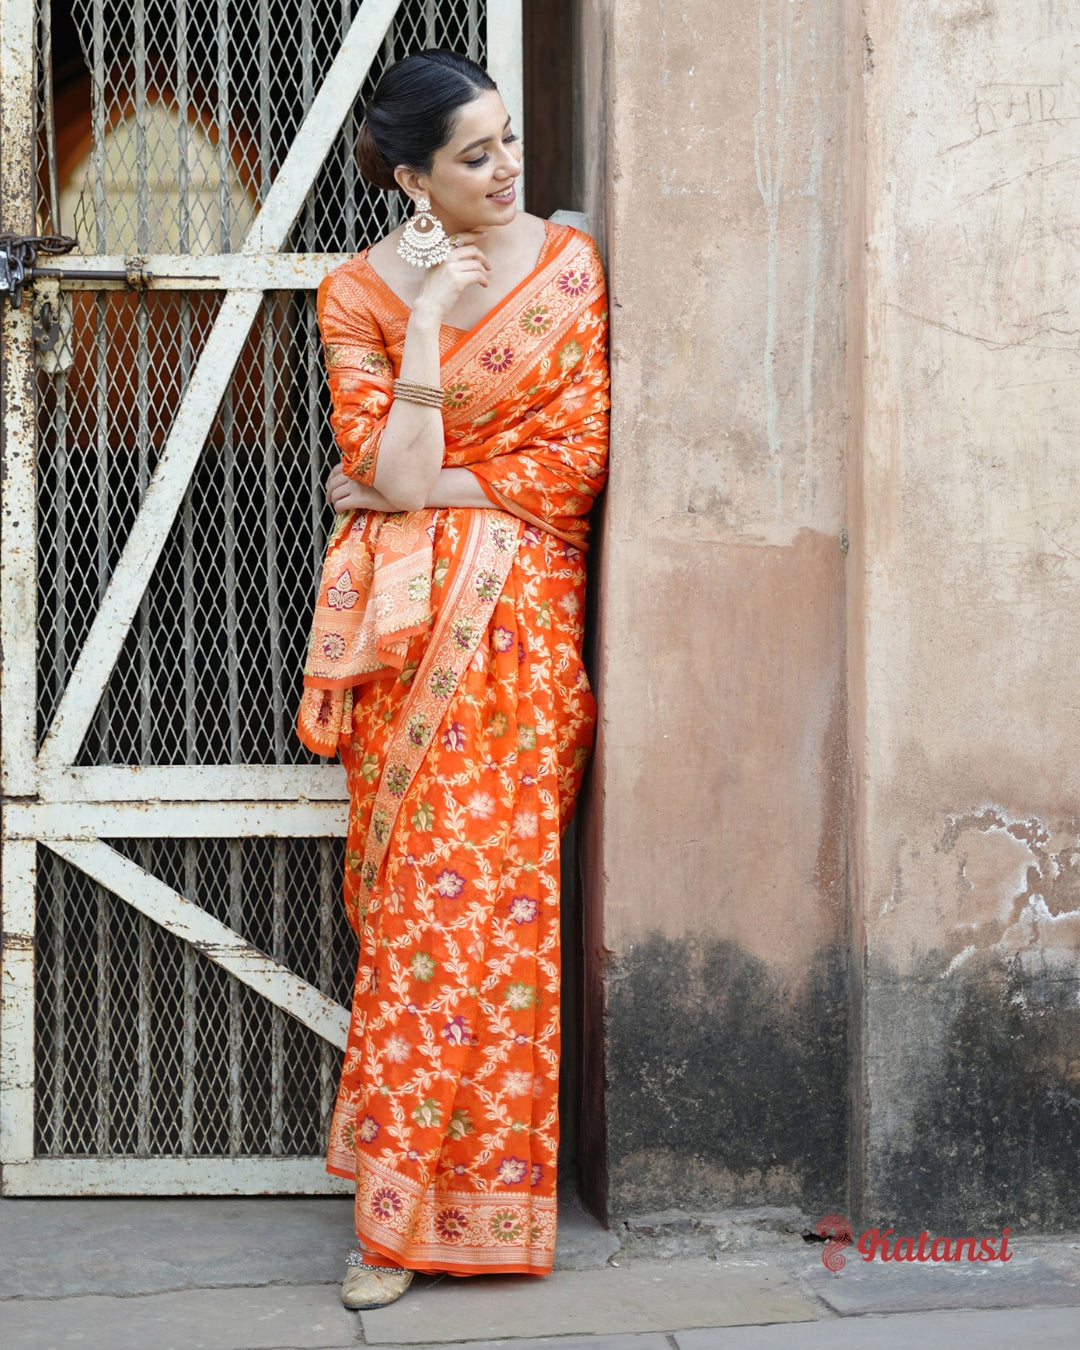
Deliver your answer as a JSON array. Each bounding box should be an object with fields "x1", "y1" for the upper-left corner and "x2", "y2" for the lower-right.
[{"x1": 409, "y1": 89, "x2": 522, "y2": 233}]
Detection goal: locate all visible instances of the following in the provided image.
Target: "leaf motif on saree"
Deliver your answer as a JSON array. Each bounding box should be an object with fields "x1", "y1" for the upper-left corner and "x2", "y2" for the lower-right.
[
  {"x1": 328, "y1": 571, "x2": 360, "y2": 610},
  {"x1": 558, "y1": 339, "x2": 583, "y2": 369}
]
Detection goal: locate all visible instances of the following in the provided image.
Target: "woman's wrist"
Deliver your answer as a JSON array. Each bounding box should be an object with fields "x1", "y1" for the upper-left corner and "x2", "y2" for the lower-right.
[{"x1": 407, "y1": 302, "x2": 444, "y2": 335}]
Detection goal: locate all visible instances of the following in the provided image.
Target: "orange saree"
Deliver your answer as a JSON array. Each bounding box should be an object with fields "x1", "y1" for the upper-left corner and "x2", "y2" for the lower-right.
[{"x1": 296, "y1": 222, "x2": 609, "y2": 1276}]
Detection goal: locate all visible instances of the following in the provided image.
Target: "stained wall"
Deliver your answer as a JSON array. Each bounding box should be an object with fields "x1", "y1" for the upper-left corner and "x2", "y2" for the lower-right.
[
  {"x1": 577, "y1": 0, "x2": 1080, "y2": 1232},
  {"x1": 856, "y1": 1, "x2": 1080, "y2": 1230},
  {"x1": 575, "y1": 0, "x2": 855, "y2": 1222}
]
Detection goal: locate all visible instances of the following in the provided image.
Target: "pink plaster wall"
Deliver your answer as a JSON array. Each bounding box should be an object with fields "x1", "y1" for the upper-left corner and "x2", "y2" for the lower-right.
[
  {"x1": 575, "y1": 0, "x2": 857, "y2": 1220},
  {"x1": 577, "y1": 0, "x2": 1080, "y2": 1231},
  {"x1": 583, "y1": 0, "x2": 852, "y2": 966},
  {"x1": 854, "y1": 0, "x2": 1080, "y2": 1228}
]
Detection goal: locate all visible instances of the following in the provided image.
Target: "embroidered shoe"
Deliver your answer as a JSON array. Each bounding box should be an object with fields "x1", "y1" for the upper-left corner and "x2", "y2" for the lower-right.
[{"x1": 341, "y1": 1251, "x2": 414, "y2": 1310}]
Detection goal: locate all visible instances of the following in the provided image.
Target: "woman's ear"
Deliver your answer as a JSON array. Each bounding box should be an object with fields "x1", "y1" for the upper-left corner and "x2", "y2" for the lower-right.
[{"x1": 393, "y1": 165, "x2": 427, "y2": 200}]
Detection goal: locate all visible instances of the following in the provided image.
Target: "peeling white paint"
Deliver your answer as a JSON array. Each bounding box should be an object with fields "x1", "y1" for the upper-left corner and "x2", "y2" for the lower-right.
[
  {"x1": 998, "y1": 894, "x2": 1080, "y2": 951},
  {"x1": 942, "y1": 944, "x2": 976, "y2": 976}
]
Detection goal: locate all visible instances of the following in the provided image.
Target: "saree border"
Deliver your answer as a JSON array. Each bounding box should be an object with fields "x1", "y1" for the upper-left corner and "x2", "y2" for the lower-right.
[
  {"x1": 302, "y1": 508, "x2": 435, "y2": 689},
  {"x1": 358, "y1": 509, "x2": 524, "y2": 897},
  {"x1": 357, "y1": 218, "x2": 557, "y2": 355},
  {"x1": 354, "y1": 1152, "x2": 557, "y2": 1275},
  {"x1": 441, "y1": 230, "x2": 606, "y2": 433}
]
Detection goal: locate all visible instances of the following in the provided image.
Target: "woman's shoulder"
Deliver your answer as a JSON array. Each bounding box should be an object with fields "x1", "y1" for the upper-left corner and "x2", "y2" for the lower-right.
[
  {"x1": 317, "y1": 250, "x2": 397, "y2": 337},
  {"x1": 318, "y1": 250, "x2": 376, "y2": 304},
  {"x1": 513, "y1": 210, "x2": 592, "y2": 257},
  {"x1": 543, "y1": 216, "x2": 604, "y2": 272}
]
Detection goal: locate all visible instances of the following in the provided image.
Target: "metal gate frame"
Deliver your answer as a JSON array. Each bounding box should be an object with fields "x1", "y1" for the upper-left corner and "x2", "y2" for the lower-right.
[{"x1": 0, "y1": 0, "x2": 523, "y2": 1195}]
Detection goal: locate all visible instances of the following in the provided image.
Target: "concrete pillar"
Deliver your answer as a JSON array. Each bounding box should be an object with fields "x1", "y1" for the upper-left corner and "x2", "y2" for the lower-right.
[
  {"x1": 855, "y1": 1, "x2": 1080, "y2": 1231},
  {"x1": 576, "y1": 0, "x2": 856, "y2": 1223}
]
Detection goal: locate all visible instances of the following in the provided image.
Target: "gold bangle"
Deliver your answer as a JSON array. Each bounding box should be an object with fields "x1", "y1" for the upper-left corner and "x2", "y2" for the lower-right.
[
  {"x1": 393, "y1": 378, "x2": 444, "y2": 408},
  {"x1": 394, "y1": 379, "x2": 441, "y2": 395}
]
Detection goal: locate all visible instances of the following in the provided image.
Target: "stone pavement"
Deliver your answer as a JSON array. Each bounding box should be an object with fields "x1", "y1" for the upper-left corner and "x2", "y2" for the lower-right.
[{"x1": 1, "y1": 1194, "x2": 1078, "y2": 1349}]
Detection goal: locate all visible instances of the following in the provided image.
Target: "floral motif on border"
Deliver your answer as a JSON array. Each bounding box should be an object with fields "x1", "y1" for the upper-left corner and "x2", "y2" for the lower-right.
[
  {"x1": 359, "y1": 510, "x2": 524, "y2": 896},
  {"x1": 442, "y1": 235, "x2": 606, "y2": 434},
  {"x1": 302, "y1": 514, "x2": 434, "y2": 688},
  {"x1": 354, "y1": 1152, "x2": 557, "y2": 1273}
]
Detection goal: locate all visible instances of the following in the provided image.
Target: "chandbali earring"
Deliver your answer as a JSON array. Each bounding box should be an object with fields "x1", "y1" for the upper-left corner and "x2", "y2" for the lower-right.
[{"x1": 397, "y1": 194, "x2": 453, "y2": 268}]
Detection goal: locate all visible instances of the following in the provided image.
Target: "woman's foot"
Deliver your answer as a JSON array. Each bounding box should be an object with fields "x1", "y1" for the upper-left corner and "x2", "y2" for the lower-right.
[{"x1": 341, "y1": 1253, "x2": 414, "y2": 1310}]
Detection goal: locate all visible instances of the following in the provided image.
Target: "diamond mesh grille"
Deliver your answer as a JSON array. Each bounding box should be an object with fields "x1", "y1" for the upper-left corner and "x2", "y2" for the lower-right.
[
  {"x1": 36, "y1": 291, "x2": 224, "y2": 742},
  {"x1": 290, "y1": 0, "x2": 486, "y2": 253},
  {"x1": 34, "y1": 840, "x2": 353, "y2": 1157},
  {"x1": 30, "y1": 0, "x2": 496, "y2": 1169},
  {"x1": 35, "y1": 1, "x2": 60, "y2": 234},
  {"x1": 37, "y1": 0, "x2": 490, "y2": 758},
  {"x1": 60, "y1": 0, "x2": 487, "y2": 255},
  {"x1": 66, "y1": 291, "x2": 337, "y2": 764}
]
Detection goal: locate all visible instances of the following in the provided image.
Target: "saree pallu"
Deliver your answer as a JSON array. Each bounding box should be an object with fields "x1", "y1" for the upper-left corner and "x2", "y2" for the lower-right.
[{"x1": 296, "y1": 223, "x2": 609, "y2": 1275}]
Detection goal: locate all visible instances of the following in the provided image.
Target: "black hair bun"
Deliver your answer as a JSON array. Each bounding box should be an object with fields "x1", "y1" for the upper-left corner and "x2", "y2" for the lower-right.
[
  {"x1": 356, "y1": 119, "x2": 398, "y2": 191},
  {"x1": 355, "y1": 49, "x2": 498, "y2": 190}
]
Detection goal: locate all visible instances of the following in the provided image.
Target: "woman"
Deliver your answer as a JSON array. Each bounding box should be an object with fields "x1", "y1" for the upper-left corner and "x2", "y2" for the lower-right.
[{"x1": 296, "y1": 49, "x2": 609, "y2": 1310}]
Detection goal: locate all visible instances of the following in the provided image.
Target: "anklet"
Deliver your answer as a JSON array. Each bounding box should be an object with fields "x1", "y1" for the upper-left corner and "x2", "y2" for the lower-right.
[{"x1": 345, "y1": 1249, "x2": 404, "y2": 1273}]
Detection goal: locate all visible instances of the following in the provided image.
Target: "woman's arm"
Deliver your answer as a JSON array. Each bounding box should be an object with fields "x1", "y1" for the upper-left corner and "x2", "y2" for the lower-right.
[
  {"x1": 367, "y1": 309, "x2": 444, "y2": 510},
  {"x1": 423, "y1": 466, "x2": 493, "y2": 508},
  {"x1": 368, "y1": 235, "x2": 491, "y2": 511},
  {"x1": 326, "y1": 463, "x2": 491, "y2": 513}
]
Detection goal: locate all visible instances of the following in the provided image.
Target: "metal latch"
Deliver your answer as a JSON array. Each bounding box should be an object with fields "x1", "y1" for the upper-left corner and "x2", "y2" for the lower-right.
[{"x1": 0, "y1": 232, "x2": 77, "y2": 309}]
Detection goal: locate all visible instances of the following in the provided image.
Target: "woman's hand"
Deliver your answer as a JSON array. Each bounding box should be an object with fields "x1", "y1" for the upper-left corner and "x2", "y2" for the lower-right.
[
  {"x1": 325, "y1": 462, "x2": 398, "y2": 514},
  {"x1": 411, "y1": 231, "x2": 490, "y2": 325}
]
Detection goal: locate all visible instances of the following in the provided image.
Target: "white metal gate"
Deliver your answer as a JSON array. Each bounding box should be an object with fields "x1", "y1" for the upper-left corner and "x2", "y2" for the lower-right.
[{"x1": 0, "y1": 0, "x2": 522, "y2": 1195}]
